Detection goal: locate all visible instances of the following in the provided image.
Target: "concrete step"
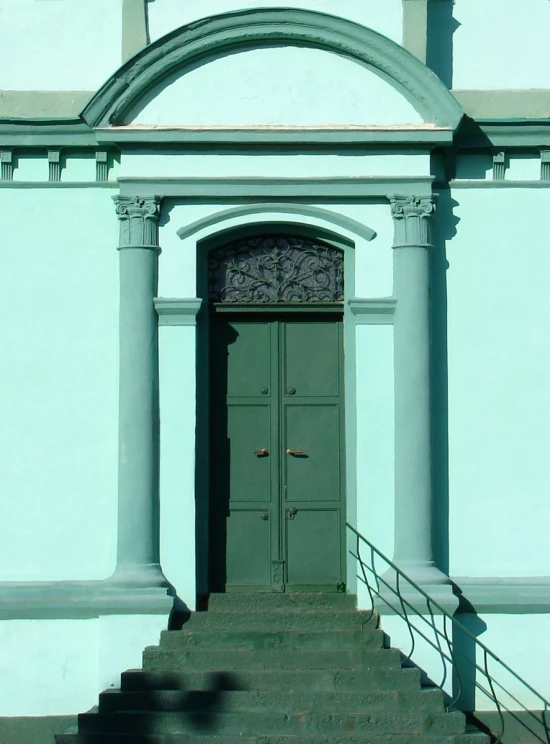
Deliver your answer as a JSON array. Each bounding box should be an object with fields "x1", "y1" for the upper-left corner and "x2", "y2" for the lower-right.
[
  {"x1": 206, "y1": 593, "x2": 359, "y2": 612},
  {"x1": 98, "y1": 688, "x2": 445, "y2": 715},
  {"x1": 121, "y1": 667, "x2": 423, "y2": 693},
  {"x1": 77, "y1": 710, "x2": 467, "y2": 736},
  {"x1": 59, "y1": 733, "x2": 490, "y2": 744},
  {"x1": 183, "y1": 610, "x2": 375, "y2": 632},
  {"x1": 159, "y1": 628, "x2": 385, "y2": 652},
  {"x1": 142, "y1": 647, "x2": 403, "y2": 672}
]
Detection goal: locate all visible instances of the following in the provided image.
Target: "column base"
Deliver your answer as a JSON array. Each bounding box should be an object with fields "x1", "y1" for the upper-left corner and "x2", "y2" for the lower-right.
[
  {"x1": 379, "y1": 561, "x2": 458, "y2": 614},
  {"x1": 93, "y1": 564, "x2": 174, "y2": 615}
]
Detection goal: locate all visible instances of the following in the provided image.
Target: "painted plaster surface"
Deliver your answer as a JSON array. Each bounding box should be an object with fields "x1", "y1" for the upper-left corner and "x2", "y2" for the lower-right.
[
  {"x1": 0, "y1": 0, "x2": 122, "y2": 91},
  {"x1": 12, "y1": 155, "x2": 49, "y2": 183},
  {"x1": 147, "y1": 0, "x2": 403, "y2": 44},
  {"x1": 120, "y1": 152, "x2": 431, "y2": 180},
  {"x1": 367, "y1": 613, "x2": 550, "y2": 711},
  {"x1": 446, "y1": 189, "x2": 550, "y2": 576},
  {"x1": 0, "y1": 189, "x2": 118, "y2": 580},
  {"x1": 158, "y1": 325, "x2": 197, "y2": 610},
  {"x1": 452, "y1": 0, "x2": 550, "y2": 89},
  {"x1": 504, "y1": 156, "x2": 542, "y2": 182},
  {"x1": 130, "y1": 46, "x2": 421, "y2": 127},
  {"x1": 355, "y1": 325, "x2": 395, "y2": 565},
  {"x1": 98, "y1": 614, "x2": 166, "y2": 691},
  {"x1": 0, "y1": 619, "x2": 98, "y2": 715},
  {"x1": 468, "y1": 614, "x2": 550, "y2": 710}
]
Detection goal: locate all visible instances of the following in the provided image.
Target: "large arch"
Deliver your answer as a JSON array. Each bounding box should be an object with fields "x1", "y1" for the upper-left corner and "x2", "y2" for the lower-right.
[{"x1": 82, "y1": 8, "x2": 463, "y2": 129}]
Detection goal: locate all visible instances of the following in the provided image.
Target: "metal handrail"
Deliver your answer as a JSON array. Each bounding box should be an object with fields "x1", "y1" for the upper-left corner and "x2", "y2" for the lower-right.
[{"x1": 347, "y1": 523, "x2": 550, "y2": 744}]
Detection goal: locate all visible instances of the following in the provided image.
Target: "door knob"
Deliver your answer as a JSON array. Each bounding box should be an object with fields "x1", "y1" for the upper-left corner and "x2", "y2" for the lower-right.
[
  {"x1": 286, "y1": 507, "x2": 298, "y2": 519},
  {"x1": 253, "y1": 448, "x2": 269, "y2": 456},
  {"x1": 286, "y1": 449, "x2": 304, "y2": 456}
]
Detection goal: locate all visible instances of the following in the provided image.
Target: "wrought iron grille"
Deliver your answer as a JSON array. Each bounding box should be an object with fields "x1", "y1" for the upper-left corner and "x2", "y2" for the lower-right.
[
  {"x1": 208, "y1": 234, "x2": 344, "y2": 303},
  {"x1": 347, "y1": 524, "x2": 550, "y2": 744}
]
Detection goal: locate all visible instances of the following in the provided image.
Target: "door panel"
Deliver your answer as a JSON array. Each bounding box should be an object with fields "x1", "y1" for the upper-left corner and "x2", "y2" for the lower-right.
[
  {"x1": 227, "y1": 404, "x2": 272, "y2": 501},
  {"x1": 284, "y1": 404, "x2": 341, "y2": 502},
  {"x1": 226, "y1": 509, "x2": 272, "y2": 587},
  {"x1": 226, "y1": 321, "x2": 272, "y2": 398},
  {"x1": 284, "y1": 320, "x2": 340, "y2": 397},
  {"x1": 286, "y1": 508, "x2": 342, "y2": 586}
]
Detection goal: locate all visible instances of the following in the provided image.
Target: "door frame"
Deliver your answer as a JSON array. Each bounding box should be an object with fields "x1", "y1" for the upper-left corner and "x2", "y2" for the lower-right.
[{"x1": 195, "y1": 224, "x2": 357, "y2": 597}]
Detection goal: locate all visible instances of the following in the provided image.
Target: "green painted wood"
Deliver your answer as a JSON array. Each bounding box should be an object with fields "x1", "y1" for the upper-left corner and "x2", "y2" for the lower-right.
[{"x1": 209, "y1": 316, "x2": 345, "y2": 592}]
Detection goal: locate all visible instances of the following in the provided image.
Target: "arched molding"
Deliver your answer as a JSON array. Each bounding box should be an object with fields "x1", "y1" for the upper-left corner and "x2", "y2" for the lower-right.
[
  {"x1": 81, "y1": 8, "x2": 463, "y2": 129},
  {"x1": 176, "y1": 204, "x2": 377, "y2": 245}
]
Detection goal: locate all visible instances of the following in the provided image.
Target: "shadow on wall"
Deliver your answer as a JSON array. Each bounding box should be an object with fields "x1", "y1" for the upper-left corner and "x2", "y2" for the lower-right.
[
  {"x1": 427, "y1": 1, "x2": 460, "y2": 89},
  {"x1": 430, "y1": 188, "x2": 460, "y2": 577}
]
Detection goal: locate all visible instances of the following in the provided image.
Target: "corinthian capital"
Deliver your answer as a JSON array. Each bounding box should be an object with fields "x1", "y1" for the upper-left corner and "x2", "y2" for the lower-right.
[
  {"x1": 113, "y1": 195, "x2": 162, "y2": 250},
  {"x1": 389, "y1": 195, "x2": 435, "y2": 248}
]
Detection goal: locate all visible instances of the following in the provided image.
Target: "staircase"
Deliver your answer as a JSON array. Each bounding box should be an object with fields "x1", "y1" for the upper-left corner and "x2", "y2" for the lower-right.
[{"x1": 58, "y1": 593, "x2": 490, "y2": 744}]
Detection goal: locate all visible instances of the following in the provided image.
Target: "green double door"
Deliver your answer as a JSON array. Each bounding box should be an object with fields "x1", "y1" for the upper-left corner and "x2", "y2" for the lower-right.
[{"x1": 209, "y1": 314, "x2": 345, "y2": 592}]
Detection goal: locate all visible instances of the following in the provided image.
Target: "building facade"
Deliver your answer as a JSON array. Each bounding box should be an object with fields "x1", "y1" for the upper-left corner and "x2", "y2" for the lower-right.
[{"x1": 1, "y1": 0, "x2": 550, "y2": 733}]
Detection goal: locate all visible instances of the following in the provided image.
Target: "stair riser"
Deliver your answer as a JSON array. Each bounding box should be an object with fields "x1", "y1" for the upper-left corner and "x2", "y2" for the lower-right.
[
  {"x1": 120, "y1": 669, "x2": 422, "y2": 693},
  {"x1": 207, "y1": 593, "x2": 358, "y2": 612},
  {"x1": 184, "y1": 612, "x2": 375, "y2": 631},
  {"x1": 159, "y1": 630, "x2": 384, "y2": 652},
  {"x1": 98, "y1": 689, "x2": 444, "y2": 715},
  {"x1": 59, "y1": 734, "x2": 489, "y2": 744},
  {"x1": 142, "y1": 648, "x2": 401, "y2": 672},
  {"x1": 78, "y1": 712, "x2": 466, "y2": 736}
]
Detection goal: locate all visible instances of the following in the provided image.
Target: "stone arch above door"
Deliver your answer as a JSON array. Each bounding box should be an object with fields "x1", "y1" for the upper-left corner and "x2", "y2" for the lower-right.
[{"x1": 82, "y1": 8, "x2": 463, "y2": 130}]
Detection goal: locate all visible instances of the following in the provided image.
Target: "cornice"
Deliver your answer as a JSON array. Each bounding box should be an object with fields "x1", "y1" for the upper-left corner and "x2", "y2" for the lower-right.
[
  {"x1": 349, "y1": 298, "x2": 397, "y2": 324},
  {"x1": 154, "y1": 298, "x2": 203, "y2": 326},
  {"x1": 117, "y1": 176, "x2": 435, "y2": 199},
  {"x1": 94, "y1": 125, "x2": 454, "y2": 147}
]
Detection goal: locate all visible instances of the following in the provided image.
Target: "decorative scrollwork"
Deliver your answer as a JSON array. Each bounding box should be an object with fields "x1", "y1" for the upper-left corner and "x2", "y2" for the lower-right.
[{"x1": 208, "y1": 235, "x2": 344, "y2": 303}]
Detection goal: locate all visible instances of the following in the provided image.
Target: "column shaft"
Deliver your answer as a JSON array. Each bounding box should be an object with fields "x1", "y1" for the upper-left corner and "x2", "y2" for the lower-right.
[
  {"x1": 111, "y1": 195, "x2": 166, "y2": 589},
  {"x1": 389, "y1": 195, "x2": 448, "y2": 586}
]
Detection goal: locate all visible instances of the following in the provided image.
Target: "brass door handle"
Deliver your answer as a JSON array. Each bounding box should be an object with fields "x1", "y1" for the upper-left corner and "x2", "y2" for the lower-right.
[
  {"x1": 286, "y1": 449, "x2": 304, "y2": 456},
  {"x1": 253, "y1": 448, "x2": 269, "y2": 456}
]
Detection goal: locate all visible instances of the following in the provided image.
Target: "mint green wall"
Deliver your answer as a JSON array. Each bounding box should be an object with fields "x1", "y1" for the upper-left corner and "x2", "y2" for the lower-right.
[
  {"x1": 0, "y1": 188, "x2": 119, "y2": 581},
  {"x1": 0, "y1": 619, "x2": 98, "y2": 715},
  {"x1": 121, "y1": 152, "x2": 430, "y2": 179},
  {"x1": 446, "y1": 188, "x2": 550, "y2": 577},
  {"x1": 0, "y1": 615, "x2": 167, "y2": 715},
  {"x1": 379, "y1": 612, "x2": 550, "y2": 711},
  {"x1": 452, "y1": 0, "x2": 550, "y2": 89},
  {"x1": 355, "y1": 324, "x2": 395, "y2": 608},
  {"x1": 469, "y1": 614, "x2": 550, "y2": 711},
  {"x1": 147, "y1": 0, "x2": 403, "y2": 44},
  {"x1": 130, "y1": 46, "x2": 421, "y2": 126},
  {"x1": 158, "y1": 325, "x2": 198, "y2": 608},
  {"x1": 0, "y1": 0, "x2": 122, "y2": 91}
]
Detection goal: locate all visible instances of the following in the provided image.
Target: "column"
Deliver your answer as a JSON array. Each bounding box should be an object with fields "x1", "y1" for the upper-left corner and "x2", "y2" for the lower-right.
[
  {"x1": 389, "y1": 195, "x2": 449, "y2": 590},
  {"x1": 108, "y1": 195, "x2": 168, "y2": 594}
]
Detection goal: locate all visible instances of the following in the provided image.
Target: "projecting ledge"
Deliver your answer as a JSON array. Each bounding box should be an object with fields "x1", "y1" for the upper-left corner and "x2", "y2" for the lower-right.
[{"x1": 349, "y1": 298, "x2": 397, "y2": 324}]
